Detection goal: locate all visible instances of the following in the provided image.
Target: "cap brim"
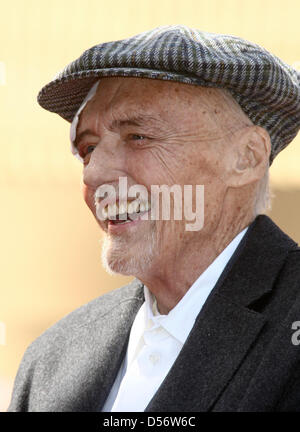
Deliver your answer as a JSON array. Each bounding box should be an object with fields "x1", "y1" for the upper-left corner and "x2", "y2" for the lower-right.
[{"x1": 37, "y1": 67, "x2": 216, "y2": 122}]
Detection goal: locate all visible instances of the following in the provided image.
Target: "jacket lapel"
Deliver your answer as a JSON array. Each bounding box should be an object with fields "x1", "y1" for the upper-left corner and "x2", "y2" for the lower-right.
[
  {"x1": 65, "y1": 280, "x2": 144, "y2": 412},
  {"x1": 146, "y1": 216, "x2": 298, "y2": 412}
]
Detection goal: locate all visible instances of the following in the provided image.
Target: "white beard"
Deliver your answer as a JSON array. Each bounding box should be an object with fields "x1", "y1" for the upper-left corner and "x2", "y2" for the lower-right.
[{"x1": 101, "y1": 223, "x2": 157, "y2": 276}]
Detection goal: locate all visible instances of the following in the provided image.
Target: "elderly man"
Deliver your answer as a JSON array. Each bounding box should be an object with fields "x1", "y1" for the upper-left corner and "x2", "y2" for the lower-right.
[{"x1": 8, "y1": 25, "x2": 300, "y2": 412}]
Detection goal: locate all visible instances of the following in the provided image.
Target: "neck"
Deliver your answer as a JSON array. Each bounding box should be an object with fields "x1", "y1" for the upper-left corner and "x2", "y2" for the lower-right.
[{"x1": 138, "y1": 209, "x2": 254, "y2": 315}]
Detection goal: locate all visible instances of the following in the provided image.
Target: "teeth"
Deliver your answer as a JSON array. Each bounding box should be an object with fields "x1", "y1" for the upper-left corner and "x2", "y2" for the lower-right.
[
  {"x1": 132, "y1": 200, "x2": 140, "y2": 214},
  {"x1": 98, "y1": 199, "x2": 151, "y2": 221},
  {"x1": 102, "y1": 207, "x2": 108, "y2": 220},
  {"x1": 140, "y1": 202, "x2": 145, "y2": 212},
  {"x1": 119, "y1": 202, "x2": 127, "y2": 215},
  {"x1": 127, "y1": 201, "x2": 134, "y2": 214},
  {"x1": 108, "y1": 203, "x2": 118, "y2": 218}
]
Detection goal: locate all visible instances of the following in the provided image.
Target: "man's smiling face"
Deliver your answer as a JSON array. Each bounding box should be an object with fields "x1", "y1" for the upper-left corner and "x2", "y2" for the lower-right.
[{"x1": 75, "y1": 77, "x2": 243, "y2": 277}]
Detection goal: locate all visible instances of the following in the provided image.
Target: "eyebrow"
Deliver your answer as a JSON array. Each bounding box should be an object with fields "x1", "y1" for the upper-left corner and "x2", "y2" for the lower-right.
[
  {"x1": 74, "y1": 114, "x2": 165, "y2": 149},
  {"x1": 110, "y1": 114, "x2": 162, "y2": 130}
]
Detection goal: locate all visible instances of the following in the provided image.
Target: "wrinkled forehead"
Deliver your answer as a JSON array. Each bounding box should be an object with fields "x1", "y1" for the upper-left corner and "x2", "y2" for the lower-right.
[
  {"x1": 70, "y1": 77, "x2": 251, "y2": 160},
  {"x1": 80, "y1": 77, "x2": 218, "y2": 120}
]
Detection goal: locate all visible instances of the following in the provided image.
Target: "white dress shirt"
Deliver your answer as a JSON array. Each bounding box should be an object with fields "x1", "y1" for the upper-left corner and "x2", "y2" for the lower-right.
[{"x1": 102, "y1": 227, "x2": 248, "y2": 412}]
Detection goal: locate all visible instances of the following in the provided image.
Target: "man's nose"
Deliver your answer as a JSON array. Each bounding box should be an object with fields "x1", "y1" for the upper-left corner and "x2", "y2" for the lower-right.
[{"x1": 82, "y1": 135, "x2": 125, "y2": 189}]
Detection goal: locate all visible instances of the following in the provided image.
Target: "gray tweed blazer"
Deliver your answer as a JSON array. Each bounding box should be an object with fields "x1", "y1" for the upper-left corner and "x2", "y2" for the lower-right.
[{"x1": 8, "y1": 215, "x2": 300, "y2": 412}]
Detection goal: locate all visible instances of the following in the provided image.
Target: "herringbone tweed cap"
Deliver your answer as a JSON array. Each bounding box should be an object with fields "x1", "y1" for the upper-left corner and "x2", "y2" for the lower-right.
[{"x1": 37, "y1": 25, "x2": 300, "y2": 162}]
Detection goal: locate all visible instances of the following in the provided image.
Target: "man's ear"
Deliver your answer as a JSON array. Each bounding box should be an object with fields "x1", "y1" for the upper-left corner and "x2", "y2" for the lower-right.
[{"x1": 225, "y1": 126, "x2": 271, "y2": 188}]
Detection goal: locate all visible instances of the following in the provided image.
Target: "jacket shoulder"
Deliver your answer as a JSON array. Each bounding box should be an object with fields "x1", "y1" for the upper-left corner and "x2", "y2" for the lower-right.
[
  {"x1": 7, "y1": 279, "x2": 144, "y2": 411},
  {"x1": 27, "y1": 278, "x2": 143, "y2": 355}
]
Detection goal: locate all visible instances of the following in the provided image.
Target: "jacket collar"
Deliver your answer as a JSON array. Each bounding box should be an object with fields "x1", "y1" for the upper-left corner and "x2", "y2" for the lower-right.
[{"x1": 211, "y1": 214, "x2": 298, "y2": 307}]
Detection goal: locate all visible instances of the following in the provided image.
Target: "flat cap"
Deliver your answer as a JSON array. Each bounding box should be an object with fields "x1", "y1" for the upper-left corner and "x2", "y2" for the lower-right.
[{"x1": 37, "y1": 25, "x2": 300, "y2": 163}]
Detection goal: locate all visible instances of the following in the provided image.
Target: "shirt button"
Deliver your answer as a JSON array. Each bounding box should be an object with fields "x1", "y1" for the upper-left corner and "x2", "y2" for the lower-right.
[{"x1": 149, "y1": 353, "x2": 161, "y2": 365}]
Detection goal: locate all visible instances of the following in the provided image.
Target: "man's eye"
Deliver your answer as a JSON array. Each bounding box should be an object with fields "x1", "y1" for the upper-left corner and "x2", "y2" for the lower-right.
[
  {"x1": 130, "y1": 134, "x2": 146, "y2": 141},
  {"x1": 79, "y1": 145, "x2": 95, "y2": 159},
  {"x1": 86, "y1": 145, "x2": 96, "y2": 154}
]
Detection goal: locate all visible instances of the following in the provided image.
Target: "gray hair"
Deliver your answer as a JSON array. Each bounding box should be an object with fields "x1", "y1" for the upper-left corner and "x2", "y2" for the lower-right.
[
  {"x1": 217, "y1": 89, "x2": 272, "y2": 216},
  {"x1": 254, "y1": 168, "x2": 272, "y2": 216}
]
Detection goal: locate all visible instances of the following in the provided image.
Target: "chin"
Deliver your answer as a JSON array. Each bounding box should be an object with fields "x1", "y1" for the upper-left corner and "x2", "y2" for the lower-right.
[{"x1": 100, "y1": 232, "x2": 156, "y2": 276}]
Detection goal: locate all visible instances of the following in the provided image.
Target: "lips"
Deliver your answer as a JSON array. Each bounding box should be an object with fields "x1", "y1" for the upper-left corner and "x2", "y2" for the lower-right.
[{"x1": 106, "y1": 207, "x2": 150, "y2": 234}]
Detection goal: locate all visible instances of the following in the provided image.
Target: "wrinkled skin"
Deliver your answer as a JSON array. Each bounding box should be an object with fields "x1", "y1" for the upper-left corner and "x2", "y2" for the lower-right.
[{"x1": 76, "y1": 77, "x2": 270, "y2": 314}]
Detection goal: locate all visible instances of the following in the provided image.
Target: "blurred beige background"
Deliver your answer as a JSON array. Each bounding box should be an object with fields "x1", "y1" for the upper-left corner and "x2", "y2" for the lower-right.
[{"x1": 0, "y1": 0, "x2": 300, "y2": 411}]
